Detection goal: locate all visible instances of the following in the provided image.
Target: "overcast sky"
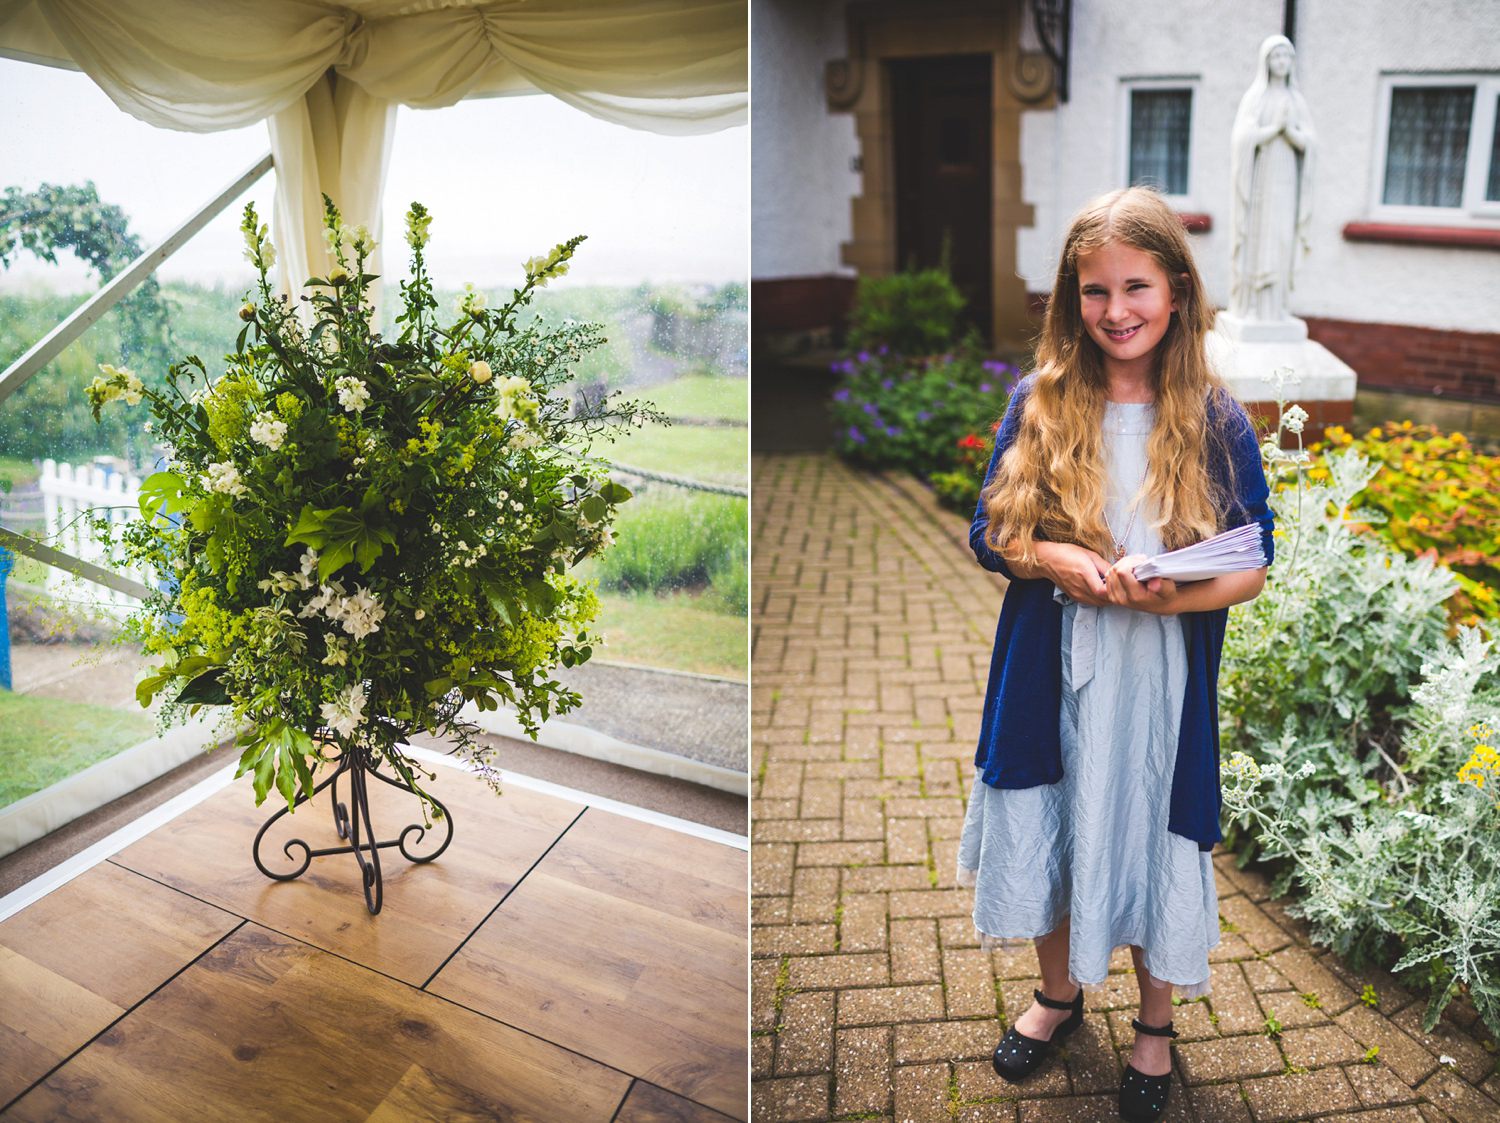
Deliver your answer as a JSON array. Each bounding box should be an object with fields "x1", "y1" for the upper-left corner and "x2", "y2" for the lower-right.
[{"x1": 0, "y1": 57, "x2": 748, "y2": 293}]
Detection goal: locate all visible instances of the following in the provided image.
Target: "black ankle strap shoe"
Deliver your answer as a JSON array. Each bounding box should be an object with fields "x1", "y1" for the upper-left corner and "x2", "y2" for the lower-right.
[
  {"x1": 990, "y1": 986, "x2": 1084, "y2": 1083},
  {"x1": 1119, "y1": 1018, "x2": 1179, "y2": 1123}
]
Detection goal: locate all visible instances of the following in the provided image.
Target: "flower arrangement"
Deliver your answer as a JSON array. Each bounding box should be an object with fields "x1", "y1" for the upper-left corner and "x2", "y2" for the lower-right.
[{"x1": 87, "y1": 197, "x2": 655, "y2": 810}]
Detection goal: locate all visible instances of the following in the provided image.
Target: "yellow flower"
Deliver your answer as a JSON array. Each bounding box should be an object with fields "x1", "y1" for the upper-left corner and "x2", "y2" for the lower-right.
[
  {"x1": 1452, "y1": 432, "x2": 1467, "y2": 443},
  {"x1": 1370, "y1": 428, "x2": 1383, "y2": 439},
  {"x1": 1435, "y1": 469, "x2": 1449, "y2": 481}
]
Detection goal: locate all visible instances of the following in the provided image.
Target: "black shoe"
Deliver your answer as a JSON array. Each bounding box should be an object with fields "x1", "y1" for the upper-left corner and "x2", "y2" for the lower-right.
[
  {"x1": 1119, "y1": 1017, "x2": 1179, "y2": 1123},
  {"x1": 991, "y1": 986, "x2": 1084, "y2": 1083}
]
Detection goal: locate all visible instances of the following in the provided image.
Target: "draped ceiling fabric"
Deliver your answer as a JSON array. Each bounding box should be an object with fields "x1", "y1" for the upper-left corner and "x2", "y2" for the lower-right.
[{"x1": 0, "y1": 0, "x2": 746, "y2": 306}]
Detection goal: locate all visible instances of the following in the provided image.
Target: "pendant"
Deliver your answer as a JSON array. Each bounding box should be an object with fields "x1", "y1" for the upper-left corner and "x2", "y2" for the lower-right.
[{"x1": 1115, "y1": 544, "x2": 1126, "y2": 561}]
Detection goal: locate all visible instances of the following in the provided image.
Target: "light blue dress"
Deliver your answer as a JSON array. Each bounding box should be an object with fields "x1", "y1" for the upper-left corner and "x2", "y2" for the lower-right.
[{"x1": 956, "y1": 401, "x2": 1219, "y2": 996}]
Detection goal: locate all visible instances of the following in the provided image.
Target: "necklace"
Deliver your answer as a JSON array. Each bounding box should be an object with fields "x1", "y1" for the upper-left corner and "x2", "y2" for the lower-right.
[{"x1": 1102, "y1": 466, "x2": 1150, "y2": 560}]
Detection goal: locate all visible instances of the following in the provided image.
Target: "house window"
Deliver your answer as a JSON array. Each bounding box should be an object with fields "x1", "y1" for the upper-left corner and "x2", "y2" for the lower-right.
[
  {"x1": 1129, "y1": 89, "x2": 1192, "y2": 197},
  {"x1": 1373, "y1": 75, "x2": 1500, "y2": 223}
]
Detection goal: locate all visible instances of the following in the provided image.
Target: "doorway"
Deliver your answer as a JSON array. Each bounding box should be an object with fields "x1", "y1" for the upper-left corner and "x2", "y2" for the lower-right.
[{"x1": 890, "y1": 54, "x2": 994, "y2": 343}]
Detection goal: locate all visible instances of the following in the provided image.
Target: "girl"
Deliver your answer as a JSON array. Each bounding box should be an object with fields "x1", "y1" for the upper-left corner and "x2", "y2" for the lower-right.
[{"x1": 956, "y1": 187, "x2": 1273, "y2": 1123}]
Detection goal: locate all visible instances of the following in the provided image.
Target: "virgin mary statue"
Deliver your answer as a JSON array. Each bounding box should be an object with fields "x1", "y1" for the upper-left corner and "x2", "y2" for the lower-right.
[{"x1": 1229, "y1": 35, "x2": 1316, "y2": 322}]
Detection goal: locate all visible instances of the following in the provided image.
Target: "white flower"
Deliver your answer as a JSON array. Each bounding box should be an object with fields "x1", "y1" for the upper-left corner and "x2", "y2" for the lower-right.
[
  {"x1": 298, "y1": 579, "x2": 346, "y2": 619},
  {"x1": 321, "y1": 635, "x2": 349, "y2": 666},
  {"x1": 249, "y1": 412, "x2": 287, "y2": 451},
  {"x1": 469, "y1": 361, "x2": 492, "y2": 384},
  {"x1": 455, "y1": 283, "x2": 488, "y2": 316},
  {"x1": 349, "y1": 223, "x2": 372, "y2": 254},
  {"x1": 1282, "y1": 404, "x2": 1309, "y2": 435},
  {"x1": 334, "y1": 585, "x2": 386, "y2": 639},
  {"x1": 204, "y1": 461, "x2": 248, "y2": 498},
  {"x1": 335, "y1": 376, "x2": 371, "y2": 414},
  {"x1": 414, "y1": 608, "x2": 426, "y2": 620},
  {"x1": 599, "y1": 526, "x2": 614, "y2": 548},
  {"x1": 319, "y1": 682, "x2": 367, "y2": 738},
  {"x1": 299, "y1": 548, "x2": 319, "y2": 577},
  {"x1": 494, "y1": 375, "x2": 537, "y2": 424},
  {"x1": 523, "y1": 241, "x2": 575, "y2": 288},
  {"x1": 241, "y1": 216, "x2": 276, "y2": 270},
  {"x1": 405, "y1": 207, "x2": 432, "y2": 250},
  {"x1": 508, "y1": 428, "x2": 542, "y2": 451},
  {"x1": 255, "y1": 570, "x2": 303, "y2": 594}
]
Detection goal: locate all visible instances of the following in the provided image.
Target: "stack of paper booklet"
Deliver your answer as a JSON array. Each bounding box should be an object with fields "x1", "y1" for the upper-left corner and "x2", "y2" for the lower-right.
[{"x1": 1131, "y1": 522, "x2": 1268, "y2": 583}]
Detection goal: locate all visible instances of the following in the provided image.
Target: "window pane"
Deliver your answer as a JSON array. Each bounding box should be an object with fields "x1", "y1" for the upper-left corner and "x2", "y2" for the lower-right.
[
  {"x1": 1129, "y1": 89, "x2": 1192, "y2": 196},
  {"x1": 1487, "y1": 93, "x2": 1500, "y2": 202},
  {"x1": 1383, "y1": 85, "x2": 1474, "y2": 206}
]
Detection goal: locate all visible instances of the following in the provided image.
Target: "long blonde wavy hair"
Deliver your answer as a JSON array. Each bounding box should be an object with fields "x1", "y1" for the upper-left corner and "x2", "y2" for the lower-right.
[{"x1": 982, "y1": 187, "x2": 1231, "y2": 564}]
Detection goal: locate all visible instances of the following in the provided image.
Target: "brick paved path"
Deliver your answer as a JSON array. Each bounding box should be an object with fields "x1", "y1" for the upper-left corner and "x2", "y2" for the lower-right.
[{"x1": 750, "y1": 454, "x2": 1500, "y2": 1123}]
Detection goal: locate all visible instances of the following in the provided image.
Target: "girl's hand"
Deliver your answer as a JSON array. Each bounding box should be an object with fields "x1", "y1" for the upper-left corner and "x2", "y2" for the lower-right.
[
  {"x1": 1032, "y1": 541, "x2": 1111, "y2": 607},
  {"x1": 1105, "y1": 554, "x2": 1179, "y2": 613}
]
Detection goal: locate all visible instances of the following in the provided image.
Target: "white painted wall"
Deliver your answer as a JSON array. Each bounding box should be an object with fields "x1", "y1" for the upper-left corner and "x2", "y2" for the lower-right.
[
  {"x1": 1019, "y1": 0, "x2": 1500, "y2": 333},
  {"x1": 750, "y1": 0, "x2": 861, "y2": 280}
]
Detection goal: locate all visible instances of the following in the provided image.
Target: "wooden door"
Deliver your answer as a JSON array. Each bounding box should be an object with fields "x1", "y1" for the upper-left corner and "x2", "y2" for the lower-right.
[{"x1": 891, "y1": 54, "x2": 994, "y2": 343}]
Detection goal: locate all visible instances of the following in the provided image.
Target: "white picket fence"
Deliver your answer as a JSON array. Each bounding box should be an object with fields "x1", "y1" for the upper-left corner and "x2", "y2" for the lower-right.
[{"x1": 39, "y1": 459, "x2": 152, "y2": 609}]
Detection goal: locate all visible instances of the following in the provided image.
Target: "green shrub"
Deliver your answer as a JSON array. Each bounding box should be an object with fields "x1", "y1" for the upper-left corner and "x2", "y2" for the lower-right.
[
  {"x1": 594, "y1": 492, "x2": 747, "y2": 614},
  {"x1": 828, "y1": 349, "x2": 1014, "y2": 479},
  {"x1": 846, "y1": 267, "x2": 967, "y2": 357},
  {"x1": 1222, "y1": 395, "x2": 1500, "y2": 1044}
]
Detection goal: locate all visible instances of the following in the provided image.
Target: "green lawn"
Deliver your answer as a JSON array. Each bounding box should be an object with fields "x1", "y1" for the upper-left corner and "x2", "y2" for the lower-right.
[
  {"x1": 0, "y1": 691, "x2": 155, "y2": 808},
  {"x1": 591, "y1": 589, "x2": 747, "y2": 680},
  {"x1": 597, "y1": 420, "x2": 747, "y2": 484},
  {"x1": 635, "y1": 374, "x2": 748, "y2": 422}
]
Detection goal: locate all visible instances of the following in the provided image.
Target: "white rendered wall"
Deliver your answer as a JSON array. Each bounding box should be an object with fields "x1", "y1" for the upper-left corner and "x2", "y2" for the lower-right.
[
  {"x1": 751, "y1": 0, "x2": 861, "y2": 280},
  {"x1": 1019, "y1": 0, "x2": 1500, "y2": 334}
]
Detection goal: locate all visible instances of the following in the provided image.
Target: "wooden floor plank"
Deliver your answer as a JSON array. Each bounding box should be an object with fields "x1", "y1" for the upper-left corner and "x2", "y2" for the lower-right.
[
  {"x1": 616, "y1": 1080, "x2": 742, "y2": 1123},
  {"x1": 110, "y1": 764, "x2": 582, "y2": 985},
  {"x1": 3, "y1": 924, "x2": 630, "y2": 1123},
  {"x1": 429, "y1": 807, "x2": 748, "y2": 1120},
  {"x1": 0, "y1": 862, "x2": 239, "y2": 1108}
]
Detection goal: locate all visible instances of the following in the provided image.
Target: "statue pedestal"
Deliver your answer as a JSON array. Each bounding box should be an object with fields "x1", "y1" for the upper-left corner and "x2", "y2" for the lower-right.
[{"x1": 1208, "y1": 313, "x2": 1357, "y2": 443}]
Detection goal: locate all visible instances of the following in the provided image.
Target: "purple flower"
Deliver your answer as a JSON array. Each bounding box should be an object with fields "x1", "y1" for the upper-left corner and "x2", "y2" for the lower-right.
[
  {"x1": 882, "y1": 378, "x2": 893, "y2": 390},
  {"x1": 862, "y1": 402, "x2": 877, "y2": 415},
  {"x1": 887, "y1": 426, "x2": 904, "y2": 437},
  {"x1": 932, "y1": 400, "x2": 944, "y2": 409},
  {"x1": 979, "y1": 382, "x2": 993, "y2": 393},
  {"x1": 917, "y1": 411, "x2": 931, "y2": 422},
  {"x1": 833, "y1": 388, "x2": 851, "y2": 402},
  {"x1": 942, "y1": 354, "x2": 953, "y2": 364},
  {"x1": 857, "y1": 351, "x2": 870, "y2": 363},
  {"x1": 848, "y1": 426, "x2": 865, "y2": 444},
  {"x1": 878, "y1": 346, "x2": 888, "y2": 355}
]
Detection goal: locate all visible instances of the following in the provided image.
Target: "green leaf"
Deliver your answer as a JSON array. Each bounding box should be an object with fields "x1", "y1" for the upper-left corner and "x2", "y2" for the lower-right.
[
  {"x1": 135, "y1": 672, "x2": 174, "y2": 709},
  {"x1": 600, "y1": 481, "x2": 632, "y2": 504},
  {"x1": 275, "y1": 743, "x2": 297, "y2": 810},
  {"x1": 252, "y1": 748, "x2": 275, "y2": 806},
  {"x1": 580, "y1": 496, "x2": 607, "y2": 525},
  {"x1": 175, "y1": 668, "x2": 230, "y2": 706},
  {"x1": 285, "y1": 504, "x2": 399, "y2": 579},
  {"x1": 138, "y1": 471, "x2": 192, "y2": 521}
]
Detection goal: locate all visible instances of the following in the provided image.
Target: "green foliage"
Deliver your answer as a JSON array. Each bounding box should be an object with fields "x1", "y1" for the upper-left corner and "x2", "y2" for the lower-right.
[
  {"x1": 592, "y1": 493, "x2": 747, "y2": 615},
  {"x1": 1313, "y1": 421, "x2": 1500, "y2": 625},
  {"x1": 0, "y1": 690, "x2": 155, "y2": 808},
  {"x1": 930, "y1": 428, "x2": 998, "y2": 514},
  {"x1": 1221, "y1": 377, "x2": 1500, "y2": 1044},
  {"x1": 96, "y1": 198, "x2": 661, "y2": 812},
  {"x1": 828, "y1": 349, "x2": 1015, "y2": 478},
  {"x1": 845, "y1": 267, "x2": 967, "y2": 357}
]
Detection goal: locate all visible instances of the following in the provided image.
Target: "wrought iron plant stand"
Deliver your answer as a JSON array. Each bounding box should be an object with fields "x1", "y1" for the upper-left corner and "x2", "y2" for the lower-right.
[{"x1": 252, "y1": 738, "x2": 454, "y2": 915}]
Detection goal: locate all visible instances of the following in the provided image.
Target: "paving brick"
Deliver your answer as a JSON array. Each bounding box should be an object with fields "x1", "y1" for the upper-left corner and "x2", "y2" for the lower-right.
[
  {"x1": 1258, "y1": 897, "x2": 1315, "y2": 946},
  {"x1": 752, "y1": 1032, "x2": 774, "y2": 1080},
  {"x1": 754, "y1": 842, "x2": 795, "y2": 896},
  {"x1": 1208, "y1": 932, "x2": 1258, "y2": 962},
  {"x1": 1322, "y1": 957, "x2": 1416, "y2": 1015},
  {"x1": 1208, "y1": 961, "x2": 1265, "y2": 1035},
  {"x1": 777, "y1": 990, "x2": 836, "y2": 1076},
  {"x1": 944, "y1": 947, "x2": 999, "y2": 1019},
  {"x1": 887, "y1": 796, "x2": 965, "y2": 819},
  {"x1": 797, "y1": 840, "x2": 885, "y2": 867},
  {"x1": 788, "y1": 953, "x2": 890, "y2": 990},
  {"x1": 1079, "y1": 972, "x2": 1141, "y2": 1012},
  {"x1": 997, "y1": 978, "x2": 1044, "y2": 1027},
  {"x1": 894, "y1": 1063, "x2": 950, "y2": 1123},
  {"x1": 887, "y1": 818, "x2": 929, "y2": 864},
  {"x1": 1174, "y1": 1033, "x2": 1285, "y2": 1084},
  {"x1": 760, "y1": 760, "x2": 805, "y2": 801},
  {"x1": 1346, "y1": 1062, "x2": 1419, "y2": 1108},
  {"x1": 1016, "y1": 1094, "x2": 1159, "y2": 1122},
  {"x1": 845, "y1": 865, "x2": 933, "y2": 892},
  {"x1": 890, "y1": 918, "x2": 941, "y2": 984},
  {"x1": 835, "y1": 1025, "x2": 893, "y2": 1116},
  {"x1": 1390, "y1": 1002, "x2": 1496, "y2": 1085},
  {"x1": 754, "y1": 924, "x2": 839, "y2": 957},
  {"x1": 1186, "y1": 1081, "x2": 1255, "y2": 1123},
  {"x1": 1242, "y1": 1068, "x2": 1358, "y2": 1121},
  {"x1": 1242, "y1": 957, "x2": 1295, "y2": 993},
  {"x1": 1336, "y1": 1005, "x2": 1441, "y2": 1087},
  {"x1": 889, "y1": 888, "x2": 973, "y2": 917},
  {"x1": 992, "y1": 942, "x2": 1043, "y2": 980},
  {"x1": 1281, "y1": 1024, "x2": 1368, "y2": 1068},
  {"x1": 895, "y1": 1020, "x2": 1001, "y2": 1064},
  {"x1": 750, "y1": 1074, "x2": 829, "y2": 1123},
  {"x1": 930, "y1": 839, "x2": 962, "y2": 889},
  {"x1": 1260, "y1": 991, "x2": 1334, "y2": 1031},
  {"x1": 844, "y1": 796, "x2": 886, "y2": 840},
  {"x1": 1417, "y1": 1069, "x2": 1500, "y2": 1123},
  {"x1": 800, "y1": 778, "x2": 842, "y2": 819},
  {"x1": 1107, "y1": 1000, "x2": 1218, "y2": 1044},
  {"x1": 790, "y1": 866, "x2": 839, "y2": 923},
  {"x1": 804, "y1": 759, "x2": 881, "y2": 780},
  {"x1": 955, "y1": 1101, "x2": 1019, "y2": 1123},
  {"x1": 1268, "y1": 945, "x2": 1360, "y2": 1013},
  {"x1": 840, "y1": 985, "x2": 945, "y2": 1027},
  {"x1": 842, "y1": 892, "x2": 889, "y2": 953},
  {"x1": 1220, "y1": 894, "x2": 1294, "y2": 955},
  {"x1": 752, "y1": 958, "x2": 780, "y2": 1031},
  {"x1": 755, "y1": 818, "x2": 843, "y2": 843},
  {"x1": 942, "y1": 916, "x2": 982, "y2": 949},
  {"x1": 753, "y1": 896, "x2": 789, "y2": 926},
  {"x1": 1323, "y1": 1108, "x2": 1426, "y2": 1123},
  {"x1": 755, "y1": 798, "x2": 800, "y2": 820},
  {"x1": 1061, "y1": 1012, "x2": 1120, "y2": 1094}
]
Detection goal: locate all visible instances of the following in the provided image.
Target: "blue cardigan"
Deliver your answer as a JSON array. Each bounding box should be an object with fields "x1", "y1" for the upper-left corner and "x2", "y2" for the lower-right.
[{"x1": 969, "y1": 381, "x2": 1274, "y2": 850}]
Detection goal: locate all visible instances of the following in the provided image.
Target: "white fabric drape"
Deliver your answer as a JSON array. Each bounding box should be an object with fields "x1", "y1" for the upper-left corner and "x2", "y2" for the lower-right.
[{"x1": 0, "y1": 0, "x2": 745, "y2": 297}]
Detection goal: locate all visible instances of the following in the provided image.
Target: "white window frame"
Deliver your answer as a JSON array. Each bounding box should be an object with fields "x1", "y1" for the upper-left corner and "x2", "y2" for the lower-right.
[
  {"x1": 1369, "y1": 72, "x2": 1500, "y2": 227},
  {"x1": 1118, "y1": 77, "x2": 1200, "y2": 210}
]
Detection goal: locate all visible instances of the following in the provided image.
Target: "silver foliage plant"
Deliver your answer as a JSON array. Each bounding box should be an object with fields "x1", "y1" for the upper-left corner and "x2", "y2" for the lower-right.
[{"x1": 1219, "y1": 369, "x2": 1500, "y2": 1043}]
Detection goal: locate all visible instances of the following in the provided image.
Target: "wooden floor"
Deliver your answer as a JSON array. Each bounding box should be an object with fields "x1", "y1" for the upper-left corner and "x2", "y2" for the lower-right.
[{"x1": 0, "y1": 761, "x2": 748, "y2": 1121}]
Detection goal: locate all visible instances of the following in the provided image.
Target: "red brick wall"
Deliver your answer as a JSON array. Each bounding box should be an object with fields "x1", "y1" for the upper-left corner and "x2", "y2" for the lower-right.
[
  {"x1": 1304, "y1": 317, "x2": 1500, "y2": 403},
  {"x1": 751, "y1": 274, "x2": 858, "y2": 336}
]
